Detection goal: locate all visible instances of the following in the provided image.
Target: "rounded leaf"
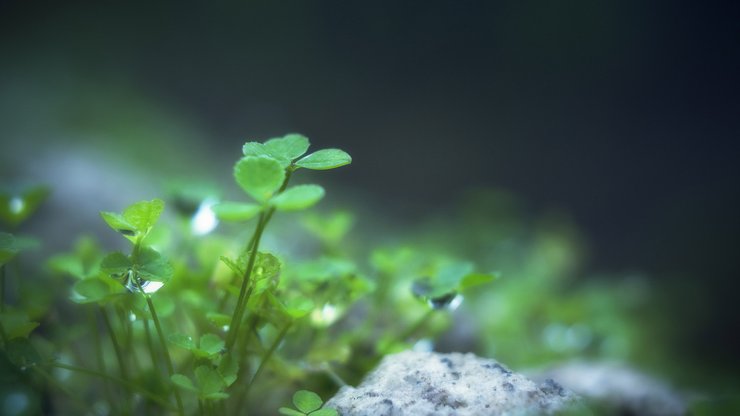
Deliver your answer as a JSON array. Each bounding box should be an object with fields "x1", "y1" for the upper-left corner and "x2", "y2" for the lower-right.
[
  {"x1": 100, "y1": 252, "x2": 132, "y2": 277},
  {"x1": 271, "y1": 185, "x2": 325, "y2": 211},
  {"x1": 100, "y1": 212, "x2": 137, "y2": 240},
  {"x1": 169, "y1": 333, "x2": 196, "y2": 350},
  {"x1": 123, "y1": 199, "x2": 165, "y2": 233},
  {"x1": 137, "y1": 247, "x2": 173, "y2": 282},
  {"x1": 295, "y1": 149, "x2": 352, "y2": 170},
  {"x1": 293, "y1": 390, "x2": 323, "y2": 413},
  {"x1": 212, "y1": 202, "x2": 262, "y2": 221},
  {"x1": 264, "y1": 134, "x2": 310, "y2": 161},
  {"x1": 198, "y1": 333, "x2": 225, "y2": 356},
  {"x1": 234, "y1": 156, "x2": 286, "y2": 202},
  {"x1": 171, "y1": 374, "x2": 198, "y2": 392},
  {"x1": 278, "y1": 408, "x2": 305, "y2": 416},
  {"x1": 242, "y1": 142, "x2": 271, "y2": 158},
  {"x1": 72, "y1": 278, "x2": 113, "y2": 304}
]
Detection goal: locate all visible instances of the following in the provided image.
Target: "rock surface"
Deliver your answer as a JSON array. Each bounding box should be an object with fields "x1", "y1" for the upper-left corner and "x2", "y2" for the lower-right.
[
  {"x1": 325, "y1": 351, "x2": 580, "y2": 415},
  {"x1": 532, "y1": 361, "x2": 686, "y2": 416}
]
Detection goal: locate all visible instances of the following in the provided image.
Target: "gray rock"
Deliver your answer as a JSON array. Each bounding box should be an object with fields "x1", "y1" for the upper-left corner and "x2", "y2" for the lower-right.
[
  {"x1": 325, "y1": 351, "x2": 580, "y2": 415},
  {"x1": 532, "y1": 361, "x2": 686, "y2": 416}
]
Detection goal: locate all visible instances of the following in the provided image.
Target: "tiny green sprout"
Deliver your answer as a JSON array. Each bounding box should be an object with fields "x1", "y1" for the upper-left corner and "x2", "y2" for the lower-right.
[
  {"x1": 100, "y1": 198, "x2": 165, "y2": 243},
  {"x1": 279, "y1": 390, "x2": 338, "y2": 416},
  {"x1": 0, "y1": 185, "x2": 50, "y2": 228},
  {"x1": 214, "y1": 133, "x2": 351, "y2": 223}
]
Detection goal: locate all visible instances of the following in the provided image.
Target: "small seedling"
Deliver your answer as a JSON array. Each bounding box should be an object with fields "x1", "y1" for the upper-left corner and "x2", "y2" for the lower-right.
[{"x1": 279, "y1": 390, "x2": 338, "y2": 416}]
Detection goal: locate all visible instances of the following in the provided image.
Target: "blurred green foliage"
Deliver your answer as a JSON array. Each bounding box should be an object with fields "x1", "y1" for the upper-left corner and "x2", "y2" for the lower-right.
[{"x1": 0, "y1": 138, "x2": 734, "y2": 415}]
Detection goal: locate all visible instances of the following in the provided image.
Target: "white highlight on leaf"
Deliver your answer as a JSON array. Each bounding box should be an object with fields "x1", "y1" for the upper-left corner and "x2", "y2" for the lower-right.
[
  {"x1": 311, "y1": 303, "x2": 339, "y2": 326},
  {"x1": 9, "y1": 197, "x2": 24, "y2": 215},
  {"x1": 191, "y1": 198, "x2": 219, "y2": 236}
]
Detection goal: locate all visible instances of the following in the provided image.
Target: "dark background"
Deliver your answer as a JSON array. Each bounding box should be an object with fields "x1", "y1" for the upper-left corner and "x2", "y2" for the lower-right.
[{"x1": 2, "y1": 1, "x2": 739, "y2": 372}]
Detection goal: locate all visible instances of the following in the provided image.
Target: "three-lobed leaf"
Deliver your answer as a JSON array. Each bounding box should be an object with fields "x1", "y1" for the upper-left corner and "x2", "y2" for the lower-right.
[
  {"x1": 271, "y1": 185, "x2": 325, "y2": 211},
  {"x1": 295, "y1": 149, "x2": 352, "y2": 170},
  {"x1": 234, "y1": 156, "x2": 286, "y2": 202}
]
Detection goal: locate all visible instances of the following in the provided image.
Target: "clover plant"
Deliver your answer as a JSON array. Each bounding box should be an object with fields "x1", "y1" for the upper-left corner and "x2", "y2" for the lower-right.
[{"x1": 0, "y1": 134, "x2": 504, "y2": 415}]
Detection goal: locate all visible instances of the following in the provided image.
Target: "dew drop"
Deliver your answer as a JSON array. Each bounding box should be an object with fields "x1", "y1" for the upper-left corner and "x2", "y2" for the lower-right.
[{"x1": 140, "y1": 281, "x2": 164, "y2": 294}]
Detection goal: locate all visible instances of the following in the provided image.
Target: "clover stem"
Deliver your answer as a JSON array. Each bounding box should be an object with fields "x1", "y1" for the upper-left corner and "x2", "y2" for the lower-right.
[
  {"x1": 50, "y1": 362, "x2": 176, "y2": 410},
  {"x1": 217, "y1": 211, "x2": 266, "y2": 313},
  {"x1": 235, "y1": 322, "x2": 292, "y2": 412},
  {"x1": 144, "y1": 292, "x2": 185, "y2": 416},
  {"x1": 142, "y1": 316, "x2": 161, "y2": 372},
  {"x1": 99, "y1": 305, "x2": 130, "y2": 387},
  {"x1": 226, "y1": 168, "x2": 293, "y2": 351},
  {"x1": 224, "y1": 215, "x2": 267, "y2": 350},
  {"x1": 88, "y1": 307, "x2": 113, "y2": 407},
  {"x1": 0, "y1": 265, "x2": 5, "y2": 312}
]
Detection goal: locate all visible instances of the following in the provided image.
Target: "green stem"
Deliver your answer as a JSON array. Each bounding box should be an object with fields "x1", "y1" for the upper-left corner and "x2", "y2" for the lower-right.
[
  {"x1": 245, "y1": 323, "x2": 291, "y2": 396},
  {"x1": 142, "y1": 317, "x2": 160, "y2": 372},
  {"x1": 0, "y1": 320, "x2": 8, "y2": 346},
  {"x1": 0, "y1": 265, "x2": 5, "y2": 312},
  {"x1": 99, "y1": 305, "x2": 132, "y2": 414},
  {"x1": 99, "y1": 306, "x2": 129, "y2": 383},
  {"x1": 322, "y1": 362, "x2": 348, "y2": 387},
  {"x1": 50, "y1": 362, "x2": 176, "y2": 410},
  {"x1": 225, "y1": 213, "x2": 268, "y2": 351},
  {"x1": 88, "y1": 308, "x2": 113, "y2": 407},
  {"x1": 226, "y1": 168, "x2": 294, "y2": 351},
  {"x1": 217, "y1": 212, "x2": 266, "y2": 312},
  {"x1": 144, "y1": 294, "x2": 185, "y2": 416}
]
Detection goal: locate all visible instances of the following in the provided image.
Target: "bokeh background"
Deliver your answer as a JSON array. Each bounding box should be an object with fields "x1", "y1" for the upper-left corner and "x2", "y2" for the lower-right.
[{"x1": 2, "y1": 0, "x2": 738, "y2": 394}]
